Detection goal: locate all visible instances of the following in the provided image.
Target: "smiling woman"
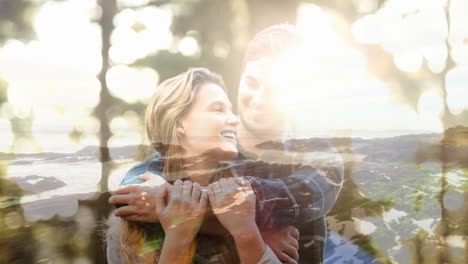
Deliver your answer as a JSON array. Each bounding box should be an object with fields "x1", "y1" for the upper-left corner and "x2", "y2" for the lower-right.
[
  {"x1": 106, "y1": 68, "x2": 277, "y2": 264},
  {"x1": 176, "y1": 82, "x2": 239, "y2": 163},
  {"x1": 144, "y1": 68, "x2": 239, "y2": 182}
]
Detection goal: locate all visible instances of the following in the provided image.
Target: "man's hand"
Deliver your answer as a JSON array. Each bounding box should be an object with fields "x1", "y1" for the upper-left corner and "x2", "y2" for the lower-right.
[
  {"x1": 108, "y1": 172, "x2": 167, "y2": 222},
  {"x1": 138, "y1": 171, "x2": 167, "y2": 186},
  {"x1": 261, "y1": 226, "x2": 299, "y2": 264}
]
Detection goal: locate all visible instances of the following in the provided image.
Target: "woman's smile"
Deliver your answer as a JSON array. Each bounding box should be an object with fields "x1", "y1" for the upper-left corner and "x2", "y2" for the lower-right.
[
  {"x1": 179, "y1": 82, "x2": 240, "y2": 160},
  {"x1": 220, "y1": 130, "x2": 237, "y2": 145}
]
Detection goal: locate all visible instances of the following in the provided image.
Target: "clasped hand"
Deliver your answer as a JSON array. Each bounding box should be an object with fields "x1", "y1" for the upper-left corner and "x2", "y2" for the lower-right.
[
  {"x1": 156, "y1": 180, "x2": 207, "y2": 239},
  {"x1": 109, "y1": 175, "x2": 300, "y2": 263},
  {"x1": 109, "y1": 173, "x2": 256, "y2": 236},
  {"x1": 207, "y1": 177, "x2": 257, "y2": 234}
]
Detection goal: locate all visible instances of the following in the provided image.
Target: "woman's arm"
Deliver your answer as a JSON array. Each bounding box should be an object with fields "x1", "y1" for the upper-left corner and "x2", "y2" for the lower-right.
[
  {"x1": 156, "y1": 180, "x2": 207, "y2": 264},
  {"x1": 158, "y1": 234, "x2": 194, "y2": 264},
  {"x1": 208, "y1": 177, "x2": 279, "y2": 264},
  {"x1": 109, "y1": 153, "x2": 301, "y2": 261},
  {"x1": 230, "y1": 224, "x2": 268, "y2": 264}
]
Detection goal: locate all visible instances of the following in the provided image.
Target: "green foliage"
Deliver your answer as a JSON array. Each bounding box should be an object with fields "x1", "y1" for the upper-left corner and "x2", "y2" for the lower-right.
[
  {"x1": 0, "y1": 78, "x2": 7, "y2": 106},
  {"x1": 134, "y1": 50, "x2": 202, "y2": 83},
  {"x1": 0, "y1": 0, "x2": 38, "y2": 43},
  {"x1": 0, "y1": 163, "x2": 37, "y2": 263},
  {"x1": 0, "y1": 0, "x2": 466, "y2": 263}
]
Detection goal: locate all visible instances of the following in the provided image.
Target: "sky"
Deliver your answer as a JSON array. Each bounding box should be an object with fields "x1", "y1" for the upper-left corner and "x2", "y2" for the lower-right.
[{"x1": 1, "y1": 0, "x2": 468, "y2": 153}]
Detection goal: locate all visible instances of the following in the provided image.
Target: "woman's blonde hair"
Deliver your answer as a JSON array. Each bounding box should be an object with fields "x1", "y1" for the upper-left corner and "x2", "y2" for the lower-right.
[
  {"x1": 106, "y1": 68, "x2": 225, "y2": 263},
  {"x1": 145, "y1": 67, "x2": 224, "y2": 181}
]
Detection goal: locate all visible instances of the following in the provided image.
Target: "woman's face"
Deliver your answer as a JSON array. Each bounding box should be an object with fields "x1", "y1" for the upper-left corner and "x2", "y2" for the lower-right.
[{"x1": 178, "y1": 82, "x2": 239, "y2": 161}]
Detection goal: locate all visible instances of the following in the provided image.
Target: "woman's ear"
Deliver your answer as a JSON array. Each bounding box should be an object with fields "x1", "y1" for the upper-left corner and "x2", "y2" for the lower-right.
[{"x1": 176, "y1": 121, "x2": 185, "y2": 136}]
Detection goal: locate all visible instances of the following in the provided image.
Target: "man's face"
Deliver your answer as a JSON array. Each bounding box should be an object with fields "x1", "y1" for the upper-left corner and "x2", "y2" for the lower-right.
[{"x1": 237, "y1": 58, "x2": 287, "y2": 137}]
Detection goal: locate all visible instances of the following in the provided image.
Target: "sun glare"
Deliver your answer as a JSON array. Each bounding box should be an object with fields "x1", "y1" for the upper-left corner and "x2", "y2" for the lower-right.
[
  {"x1": 106, "y1": 65, "x2": 159, "y2": 103},
  {"x1": 446, "y1": 67, "x2": 468, "y2": 114},
  {"x1": 0, "y1": 120, "x2": 13, "y2": 151},
  {"x1": 110, "y1": 7, "x2": 173, "y2": 64},
  {"x1": 0, "y1": 0, "x2": 458, "y2": 153},
  {"x1": 418, "y1": 91, "x2": 444, "y2": 117},
  {"x1": 282, "y1": 2, "x2": 449, "y2": 137},
  {"x1": 287, "y1": 4, "x2": 391, "y2": 134},
  {"x1": 178, "y1": 36, "x2": 199, "y2": 56}
]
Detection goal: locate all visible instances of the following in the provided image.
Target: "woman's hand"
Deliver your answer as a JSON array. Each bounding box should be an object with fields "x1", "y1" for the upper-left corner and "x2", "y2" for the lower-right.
[
  {"x1": 209, "y1": 177, "x2": 267, "y2": 264},
  {"x1": 156, "y1": 180, "x2": 207, "y2": 240},
  {"x1": 207, "y1": 177, "x2": 256, "y2": 234},
  {"x1": 157, "y1": 180, "x2": 207, "y2": 264}
]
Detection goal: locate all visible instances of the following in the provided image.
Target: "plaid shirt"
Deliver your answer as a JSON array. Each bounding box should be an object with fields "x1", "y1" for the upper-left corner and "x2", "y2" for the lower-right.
[{"x1": 120, "y1": 138, "x2": 343, "y2": 264}]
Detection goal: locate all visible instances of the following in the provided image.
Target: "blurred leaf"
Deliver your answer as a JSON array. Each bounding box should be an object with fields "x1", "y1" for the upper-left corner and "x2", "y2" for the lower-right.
[
  {"x1": 0, "y1": 0, "x2": 38, "y2": 43},
  {"x1": 0, "y1": 77, "x2": 7, "y2": 105}
]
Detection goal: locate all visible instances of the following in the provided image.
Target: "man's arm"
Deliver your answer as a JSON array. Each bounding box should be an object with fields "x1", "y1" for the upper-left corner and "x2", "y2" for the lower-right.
[
  {"x1": 244, "y1": 139, "x2": 344, "y2": 229},
  {"x1": 119, "y1": 152, "x2": 164, "y2": 185},
  {"x1": 109, "y1": 152, "x2": 301, "y2": 263},
  {"x1": 111, "y1": 142, "x2": 344, "y2": 227},
  {"x1": 109, "y1": 152, "x2": 166, "y2": 222}
]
